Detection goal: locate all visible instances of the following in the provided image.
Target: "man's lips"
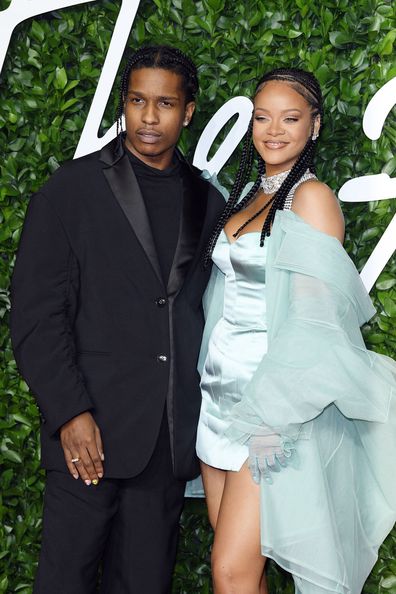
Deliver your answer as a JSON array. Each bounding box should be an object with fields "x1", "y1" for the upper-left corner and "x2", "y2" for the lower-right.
[{"x1": 136, "y1": 129, "x2": 161, "y2": 143}]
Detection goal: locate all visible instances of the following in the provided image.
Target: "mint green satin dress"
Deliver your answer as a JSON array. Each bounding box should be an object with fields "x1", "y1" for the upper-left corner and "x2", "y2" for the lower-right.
[
  {"x1": 196, "y1": 207, "x2": 396, "y2": 594},
  {"x1": 197, "y1": 230, "x2": 269, "y2": 470}
]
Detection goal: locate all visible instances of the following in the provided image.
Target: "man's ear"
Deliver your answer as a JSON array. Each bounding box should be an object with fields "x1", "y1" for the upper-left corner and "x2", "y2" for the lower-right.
[{"x1": 183, "y1": 101, "x2": 196, "y2": 127}]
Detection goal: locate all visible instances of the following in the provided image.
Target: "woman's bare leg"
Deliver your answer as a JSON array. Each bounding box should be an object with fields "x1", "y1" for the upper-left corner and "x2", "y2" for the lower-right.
[
  {"x1": 200, "y1": 461, "x2": 268, "y2": 592},
  {"x1": 200, "y1": 461, "x2": 226, "y2": 529},
  {"x1": 209, "y1": 462, "x2": 268, "y2": 594},
  {"x1": 260, "y1": 572, "x2": 269, "y2": 594}
]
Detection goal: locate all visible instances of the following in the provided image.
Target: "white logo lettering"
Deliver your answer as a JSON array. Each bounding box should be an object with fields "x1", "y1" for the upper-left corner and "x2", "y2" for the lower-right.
[
  {"x1": 193, "y1": 97, "x2": 253, "y2": 175},
  {"x1": 339, "y1": 76, "x2": 396, "y2": 292},
  {"x1": 74, "y1": 0, "x2": 141, "y2": 157},
  {"x1": 0, "y1": 0, "x2": 98, "y2": 72}
]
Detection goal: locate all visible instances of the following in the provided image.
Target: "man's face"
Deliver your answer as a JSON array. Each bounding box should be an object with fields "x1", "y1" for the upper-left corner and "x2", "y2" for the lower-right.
[{"x1": 124, "y1": 68, "x2": 195, "y2": 170}]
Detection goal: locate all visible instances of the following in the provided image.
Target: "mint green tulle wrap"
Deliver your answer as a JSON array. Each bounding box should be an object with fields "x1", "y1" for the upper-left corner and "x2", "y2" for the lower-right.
[{"x1": 198, "y1": 209, "x2": 396, "y2": 594}]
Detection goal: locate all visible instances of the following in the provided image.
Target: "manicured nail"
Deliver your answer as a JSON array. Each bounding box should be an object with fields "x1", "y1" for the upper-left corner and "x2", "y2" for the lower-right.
[
  {"x1": 85, "y1": 479, "x2": 91, "y2": 486},
  {"x1": 100, "y1": 453, "x2": 105, "y2": 461},
  {"x1": 98, "y1": 472, "x2": 103, "y2": 478},
  {"x1": 73, "y1": 473, "x2": 78, "y2": 479},
  {"x1": 92, "y1": 479, "x2": 99, "y2": 486}
]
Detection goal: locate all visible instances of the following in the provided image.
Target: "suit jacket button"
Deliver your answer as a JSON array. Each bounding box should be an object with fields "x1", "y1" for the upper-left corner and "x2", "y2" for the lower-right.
[
  {"x1": 155, "y1": 298, "x2": 167, "y2": 307},
  {"x1": 157, "y1": 354, "x2": 168, "y2": 362}
]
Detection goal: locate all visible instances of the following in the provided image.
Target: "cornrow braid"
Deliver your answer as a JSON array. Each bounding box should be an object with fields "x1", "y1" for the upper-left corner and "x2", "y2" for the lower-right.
[
  {"x1": 260, "y1": 137, "x2": 316, "y2": 245},
  {"x1": 204, "y1": 119, "x2": 255, "y2": 267},
  {"x1": 115, "y1": 45, "x2": 199, "y2": 150},
  {"x1": 204, "y1": 67, "x2": 323, "y2": 266}
]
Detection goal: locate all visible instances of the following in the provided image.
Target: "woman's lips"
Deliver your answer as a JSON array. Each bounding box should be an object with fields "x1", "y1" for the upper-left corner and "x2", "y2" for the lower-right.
[
  {"x1": 137, "y1": 130, "x2": 161, "y2": 144},
  {"x1": 264, "y1": 141, "x2": 288, "y2": 149}
]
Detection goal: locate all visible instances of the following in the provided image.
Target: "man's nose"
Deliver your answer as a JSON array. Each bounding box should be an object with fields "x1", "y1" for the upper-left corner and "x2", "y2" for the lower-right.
[{"x1": 142, "y1": 103, "x2": 159, "y2": 124}]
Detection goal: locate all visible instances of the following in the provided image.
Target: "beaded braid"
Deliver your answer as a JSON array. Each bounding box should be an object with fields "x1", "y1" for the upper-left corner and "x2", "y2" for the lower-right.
[
  {"x1": 204, "y1": 119, "x2": 255, "y2": 264},
  {"x1": 115, "y1": 45, "x2": 199, "y2": 150},
  {"x1": 204, "y1": 67, "x2": 323, "y2": 266},
  {"x1": 260, "y1": 137, "x2": 316, "y2": 245}
]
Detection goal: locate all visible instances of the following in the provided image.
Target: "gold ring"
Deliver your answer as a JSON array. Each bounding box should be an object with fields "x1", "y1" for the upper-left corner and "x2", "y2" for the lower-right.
[{"x1": 71, "y1": 457, "x2": 80, "y2": 463}]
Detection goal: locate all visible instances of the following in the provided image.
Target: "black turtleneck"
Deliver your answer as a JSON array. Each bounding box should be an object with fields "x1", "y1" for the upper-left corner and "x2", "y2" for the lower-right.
[{"x1": 126, "y1": 149, "x2": 184, "y2": 285}]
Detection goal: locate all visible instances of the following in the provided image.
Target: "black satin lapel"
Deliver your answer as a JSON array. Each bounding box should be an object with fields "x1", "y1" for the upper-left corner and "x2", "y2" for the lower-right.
[
  {"x1": 103, "y1": 154, "x2": 163, "y2": 286},
  {"x1": 167, "y1": 172, "x2": 206, "y2": 297},
  {"x1": 181, "y1": 181, "x2": 226, "y2": 288}
]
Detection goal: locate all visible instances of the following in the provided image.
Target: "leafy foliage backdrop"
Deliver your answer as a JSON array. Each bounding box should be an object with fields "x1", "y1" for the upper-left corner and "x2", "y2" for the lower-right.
[{"x1": 0, "y1": 0, "x2": 395, "y2": 592}]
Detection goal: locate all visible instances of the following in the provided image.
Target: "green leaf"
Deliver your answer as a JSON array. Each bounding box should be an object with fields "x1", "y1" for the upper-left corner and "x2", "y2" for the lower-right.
[
  {"x1": 10, "y1": 414, "x2": 31, "y2": 427},
  {"x1": 54, "y1": 67, "x2": 68, "y2": 90},
  {"x1": 287, "y1": 29, "x2": 303, "y2": 38},
  {"x1": 63, "y1": 80, "x2": 80, "y2": 95},
  {"x1": 0, "y1": 575, "x2": 8, "y2": 593},
  {"x1": 329, "y1": 31, "x2": 352, "y2": 47},
  {"x1": 382, "y1": 157, "x2": 396, "y2": 176},
  {"x1": 381, "y1": 575, "x2": 396, "y2": 589},
  {"x1": 376, "y1": 274, "x2": 396, "y2": 291},
  {"x1": 9, "y1": 138, "x2": 26, "y2": 152},
  {"x1": 1, "y1": 449, "x2": 22, "y2": 464},
  {"x1": 382, "y1": 297, "x2": 396, "y2": 318},
  {"x1": 30, "y1": 20, "x2": 45, "y2": 43},
  {"x1": 376, "y1": 30, "x2": 396, "y2": 56},
  {"x1": 60, "y1": 98, "x2": 80, "y2": 112}
]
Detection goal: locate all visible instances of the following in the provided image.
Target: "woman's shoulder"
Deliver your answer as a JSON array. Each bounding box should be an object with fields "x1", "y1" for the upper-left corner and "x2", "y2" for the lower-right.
[{"x1": 292, "y1": 179, "x2": 345, "y2": 243}]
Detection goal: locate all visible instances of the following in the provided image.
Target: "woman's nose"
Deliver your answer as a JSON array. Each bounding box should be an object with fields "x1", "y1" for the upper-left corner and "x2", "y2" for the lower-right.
[{"x1": 267, "y1": 119, "x2": 285, "y2": 136}]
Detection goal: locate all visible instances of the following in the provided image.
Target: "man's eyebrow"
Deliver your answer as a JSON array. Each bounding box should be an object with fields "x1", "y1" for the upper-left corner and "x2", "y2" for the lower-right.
[
  {"x1": 127, "y1": 89, "x2": 180, "y2": 101},
  {"x1": 157, "y1": 95, "x2": 180, "y2": 101}
]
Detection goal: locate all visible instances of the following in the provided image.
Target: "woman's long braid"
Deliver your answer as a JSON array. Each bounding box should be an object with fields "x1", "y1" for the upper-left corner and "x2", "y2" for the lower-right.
[
  {"x1": 232, "y1": 156, "x2": 265, "y2": 214},
  {"x1": 204, "y1": 119, "x2": 255, "y2": 266},
  {"x1": 259, "y1": 136, "x2": 316, "y2": 245},
  {"x1": 115, "y1": 45, "x2": 199, "y2": 152},
  {"x1": 204, "y1": 67, "x2": 323, "y2": 265}
]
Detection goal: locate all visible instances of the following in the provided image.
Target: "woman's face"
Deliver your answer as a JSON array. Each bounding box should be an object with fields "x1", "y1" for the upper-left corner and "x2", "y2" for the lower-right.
[{"x1": 253, "y1": 80, "x2": 320, "y2": 176}]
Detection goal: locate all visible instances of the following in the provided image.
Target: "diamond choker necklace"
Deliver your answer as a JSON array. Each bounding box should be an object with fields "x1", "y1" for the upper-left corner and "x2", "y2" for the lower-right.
[{"x1": 261, "y1": 169, "x2": 291, "y2": 194}]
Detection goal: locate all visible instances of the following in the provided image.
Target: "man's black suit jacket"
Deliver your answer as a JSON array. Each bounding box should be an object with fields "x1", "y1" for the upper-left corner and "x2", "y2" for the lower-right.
[{"x1": 10, "y1": 138, "x2": 225, "y2": 480}]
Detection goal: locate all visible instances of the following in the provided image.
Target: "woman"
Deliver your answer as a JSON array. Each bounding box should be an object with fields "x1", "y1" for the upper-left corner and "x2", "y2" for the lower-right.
[{"x1": 196, "y1": 68, "x2": 396, "y2": 594}]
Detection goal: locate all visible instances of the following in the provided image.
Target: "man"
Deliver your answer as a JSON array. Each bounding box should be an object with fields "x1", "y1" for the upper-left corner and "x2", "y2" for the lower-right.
[{"x1": 11, "y1": 45, "x2": 225, "y2": 593}]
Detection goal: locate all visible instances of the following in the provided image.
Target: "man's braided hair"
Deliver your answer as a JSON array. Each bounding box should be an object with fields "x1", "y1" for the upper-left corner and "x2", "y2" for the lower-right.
[
  {"x1": 115, "y1": 45, "x2": 199, "y2": 146},
  {"x1": 204, "y1": 68, "x2": 323, "y2": 267}
]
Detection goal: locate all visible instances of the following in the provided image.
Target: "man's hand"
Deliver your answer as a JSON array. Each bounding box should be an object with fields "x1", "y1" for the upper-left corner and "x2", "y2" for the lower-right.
[{"x1": 60, "y1": 411, "x2": 104, "y2": 485}]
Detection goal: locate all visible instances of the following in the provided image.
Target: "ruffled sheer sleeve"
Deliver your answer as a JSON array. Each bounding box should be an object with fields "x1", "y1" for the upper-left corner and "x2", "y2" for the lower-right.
[
  {"x1": 224, "y1": 211, "x2": 396, "y2": 443},
  {"x1": 210, "y1": 210, "x2": 396, "y2": 592}
]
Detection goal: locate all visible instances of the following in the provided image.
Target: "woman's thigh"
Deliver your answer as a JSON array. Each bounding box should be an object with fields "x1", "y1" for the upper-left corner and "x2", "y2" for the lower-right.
[
  {"x1": 200, "y1": 461, "x2": 226, "y2": 529},
  {"x1": 212, "y1": 462, "x2": 266, "y2": 589}
]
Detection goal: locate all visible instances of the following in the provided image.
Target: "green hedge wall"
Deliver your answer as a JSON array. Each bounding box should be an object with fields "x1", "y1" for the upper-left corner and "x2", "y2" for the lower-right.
[{"x1": 1, "y1": 0, "x2": 395, "y2": 592}]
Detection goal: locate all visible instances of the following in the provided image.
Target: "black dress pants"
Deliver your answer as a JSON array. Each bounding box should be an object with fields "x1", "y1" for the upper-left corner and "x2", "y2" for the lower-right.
[{"x1": 34, "y1": 413, "x2": 186, "y2": 594}]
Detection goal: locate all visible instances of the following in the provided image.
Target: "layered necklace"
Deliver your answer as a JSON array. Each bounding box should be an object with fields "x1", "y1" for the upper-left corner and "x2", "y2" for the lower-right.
[
  {"x1": 260, "y1": 168, "x2": 291, "y2": 195},
  {"x1": 232, "y1": 169, "x2": 290, "y2": 238},
  {"x1": 232, "y1": 168, "x2": 316, "y2": 238}
]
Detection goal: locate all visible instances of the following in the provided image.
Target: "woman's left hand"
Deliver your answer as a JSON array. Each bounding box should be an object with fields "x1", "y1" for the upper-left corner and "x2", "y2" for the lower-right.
[{"x1": 248, "y1": 433, "x2": 294, "y2": 484}]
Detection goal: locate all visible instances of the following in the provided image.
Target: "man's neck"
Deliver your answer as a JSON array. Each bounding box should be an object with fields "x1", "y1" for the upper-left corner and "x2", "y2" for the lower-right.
[{"x1": 124, "y1": 140, "x2": 175, "y2": 171}]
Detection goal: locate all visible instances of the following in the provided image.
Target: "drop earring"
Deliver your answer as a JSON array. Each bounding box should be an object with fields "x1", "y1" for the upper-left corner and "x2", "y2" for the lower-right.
[{"x1": 312, "y1": 132, "x2": 319, "y2": 140}]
